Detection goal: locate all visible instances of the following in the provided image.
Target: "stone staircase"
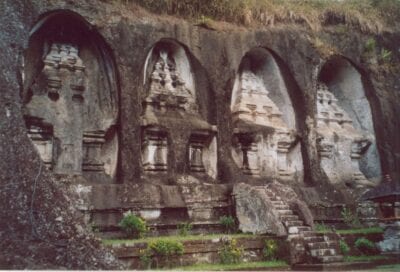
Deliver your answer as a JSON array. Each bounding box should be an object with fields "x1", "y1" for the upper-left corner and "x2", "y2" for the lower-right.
[{"x1": 261, "y1": 187, "x2": 344, "y2": 264}]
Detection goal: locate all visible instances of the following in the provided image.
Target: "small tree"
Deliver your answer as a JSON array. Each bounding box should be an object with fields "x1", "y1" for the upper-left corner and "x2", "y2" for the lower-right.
[
  {"x1": 119, "y1": 211, "x2": 148, "y2": 238},
  {"x1": 219, "y1": 238, "x2": 243, "y2": 264},
  {"x1": 355, "y1": 238, "x2": 377, "y2": 255},
  {"x1": 263, "y1": 239, "x2": 278, "y2": 261},
  {"x1": 219, "y1": 215, "x2": 236, "y2": 233},
  {"x1": 339, "y1": 240, "x2": 350, "y2": 256}
]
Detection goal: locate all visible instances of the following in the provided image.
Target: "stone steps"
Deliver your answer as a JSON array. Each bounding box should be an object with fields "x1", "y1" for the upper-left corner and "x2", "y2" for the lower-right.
[
  {"x1": 315, "y1": 255, "x2": 344, "y2": 263},
  {"x1": 276, "y1": 209, "x2": 294, "y2": 215},
  {"x1": 284, "y1": 220, "x2": 304, "y2": 227},
  {"x1": 304, "y1": 235, "x2": 326, "y2": 243},
  {"x1": 310, "y1": 248, "x2": 337, "y2": 257},
  {"x1": 271, "y1": 200, "x2": 285, "y2": 205},
  {"x1": 279, "y1": 214, "x2": 299, "y2": 221},
  {"x1": 307, "y1": 241, "x2": 339, "y2": 250},
  {"x1": 288, "y1": 225, "x2": 312, "y2": 234},
  {"x1": 262, "y1": 186, "x2": 343, "y2": 265}
]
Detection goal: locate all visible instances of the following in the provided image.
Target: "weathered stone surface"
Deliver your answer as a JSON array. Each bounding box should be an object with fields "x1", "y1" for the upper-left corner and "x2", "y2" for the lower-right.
[
  {"x1": 378, "y1": 221, "x2": 400, "y2": 253},
  {"x1": 230, "y1": 48, "x2": 303, "y2": 183},
  {"x1": 233, "y1": 183, "x2": 287, "y2": 235},
  {"x1": 268, "y1": 182, "x2": 315, "y2": 228}
]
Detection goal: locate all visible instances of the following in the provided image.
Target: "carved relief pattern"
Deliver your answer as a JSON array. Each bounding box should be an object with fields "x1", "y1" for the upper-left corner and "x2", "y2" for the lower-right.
[
  {"x1": 315, "y1": 82, "x2": 374, "y2": 187},
  {"x1": 146, "y1": 50, "x2": 197, "y2": 114},
  {"x1": 232, "y1": 69, "x2": 296, "y2": 179},
  {"x1": 25, "y1": 43, "x2": 110, "y2": 176},
  {"x1": 142, "y1": 128, "x2": 168, "y2": 172}
]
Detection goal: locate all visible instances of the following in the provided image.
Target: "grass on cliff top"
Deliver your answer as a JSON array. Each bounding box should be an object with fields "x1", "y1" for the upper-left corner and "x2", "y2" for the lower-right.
[
  {"x1": 102, "y1": 233, "x2": 256, "y2": 246},
  {"x1": 316, "y1": 226, "x2": 384, "y2": 234},
  {"x1": 344, "y1": 255, "x2": 389, "y2": 262},
  {"x1": 116, "y1": 0, "x2": 400, "y2": 32},
  {"x1": 166, "y1": 260, "x2": 289, "y2": 271}
]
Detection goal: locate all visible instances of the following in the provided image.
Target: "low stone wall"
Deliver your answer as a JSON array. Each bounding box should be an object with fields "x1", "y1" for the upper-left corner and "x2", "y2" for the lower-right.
[{"x1": 108, "y1": 236, "x2": 286, "y2": 269}]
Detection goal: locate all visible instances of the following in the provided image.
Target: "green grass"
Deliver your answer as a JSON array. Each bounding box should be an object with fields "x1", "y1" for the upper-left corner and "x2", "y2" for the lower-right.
[
  {"x1": 344, "y1": 255, "x2": 388, "y2": 262},
  {"x1": 102, "y1": 233, "x2": 256, "y2": 246},
  {"x1": 122, "y1": 0, "x2": 400, "y2": 33},
  {"x1": 166, "y1": 260, "x2": 289, "y2": 271},
  {"x1": 374, "y1": 264, "x2": 400, "y2": 271},
  {"x1": 317, "y1": 227, "x2": 384, "y2": 235}
]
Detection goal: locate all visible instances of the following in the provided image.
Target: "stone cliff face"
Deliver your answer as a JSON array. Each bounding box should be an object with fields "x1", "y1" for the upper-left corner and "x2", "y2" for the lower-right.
[{"x1": 0, "y1": 0, "x2": 399, "y2": 269}]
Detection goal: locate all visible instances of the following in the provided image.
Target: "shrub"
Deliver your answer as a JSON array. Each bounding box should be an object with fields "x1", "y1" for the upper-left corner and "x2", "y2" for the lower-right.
[
  {"x1": 364, "y1": 38, "x2": 376, "y2": 53},
  {"x1": 140, "y1": 239, "x2": 184, "y2": 269},
  {"x1": 263, "y1": 239, "x2": 278, "y2": 261},
  {"x1": 219, "y1": 238, "x2": 243, "y2": 264},
  {"x1": 341, "y1": 207, "x2": 361, "y2": 228},
  {"x1": 118, "y1": 211, "x2": 148, "y2": 238},
  {"x1": 339, "y1": 240, "x2": 350, "y2": 256},
  {"x1": 177, "y1": 222, "x2": 193, "y2": 236},
  {"x1": 149, "y1": 239, "x2": 184, "y2": 256},
  {"x1": 355, "y1": 237, "x2": 376, "y2": 255},
  {"x1": 219, "y1": 215, "x2": 236, "y2": 233},
  {"x1": 139, "y1": 248, "x2": 152, "y2": 269},
  {"x1": 380, "y1": 48, "x2": 392, "y2": 63}
]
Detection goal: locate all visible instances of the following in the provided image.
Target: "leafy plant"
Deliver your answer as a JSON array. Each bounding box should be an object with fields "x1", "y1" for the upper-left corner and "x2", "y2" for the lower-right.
[
  {"x1": 364, "y1": 38, "x2": 377, "y2": 53},
  {"x1": 177, "y1": 222, "x2": 193, "y2": 236},
  {"x1": 315, "y1": 223, "x2": 331, "y2": 232},
  {"x1": 139, "y1": 248, "x2": 152, "y2": 269},
  {"x1": 149, "y1": 239, "x2": 184, "y2": 256},
  {"x1": 118, "y1": 211, "x2": 148, "y2": 239},
  {"x1": 197, "y1": 15, "x2": 215, "y2": 29},
  {"x1": 219, "y1": 215, "x2": 236, "y2": 233},
  {"x1": 141, "y1": 239, "x2": 185, "y2": 268},
  {"x1": 341, "y1": 207, "x2": 361, "y2": 228},
  {"x1": 355, "y1": 237, "x2": 376, "y2": 255},
  {"x1": 339, "y1": 240, "x2": 350, "y2": 256},
  {"x1": 263, "y1": 239, "x2": 278, "y2": 261},
  {"x1": 90, "y1": 223, "x2": 100, "y2": 233},
  {"x1": 219, "y1": 238, "x2": 243, "y2": 264},
  {"x1": 380, "y1": 48, "x2": 393, "y2": 63}
]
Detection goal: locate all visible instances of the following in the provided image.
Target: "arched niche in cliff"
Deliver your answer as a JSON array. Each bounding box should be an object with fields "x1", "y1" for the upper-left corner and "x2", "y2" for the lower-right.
[
  {"x1": 21, "y1": 10, "x2": 119, "y2": 182},
  {"x1": 317, "y1": 56, "x2": 381, "y2": 187},
  {"x1": 141, "y1": 39, "x2": 217, "y2": 181},
  {"x1": 231, "y1": 47, "x2": 303, "y2": 183}
]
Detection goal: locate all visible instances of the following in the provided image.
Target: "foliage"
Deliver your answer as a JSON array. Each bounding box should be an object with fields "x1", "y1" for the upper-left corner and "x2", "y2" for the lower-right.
[
  {"x1": 219, "y1": 215, "x2": 236, "y2": 233},
  {"x1": 177, "y1": 222, "x2": 193, "y2": 236},
  {"x1": 90, "y1": 223, "x2": 100, "y2": 233},
  {"x1": 315, "y1": 223, "x2": 331, "y2": 232},
  {"x1": 118, "y1": 211, "x2": 148, "y2": 238},
  {"x1": 197, "y1": 15, "x2": 215, "y2": 29},
  {"x1": 364, "y1": 38, "x2": 377, "y2": 53},
  {"x1": 139, "y1": 239, "x2": 184, "y2": 269},
  {"x1": 354, "y1": 237, "x2": 376, "y2": 255},
  {"x1": 311, "y1": 36, "x2": 336, "y2": 57},
  {"x1": 121, "y1": 0, "x2": 400, "y2": 33},
  {"x1": 334, "y1": 227, "x2": 383, "y2": 235},
  {"x1": 344, "y1": 255, "x2": 388, "y2": 262},
  {"x1": 148, "y1": 239, "x2": 184, "y2": 256},
  {"x1": 339, "y1": 240, "x2": 350, "y2": 256},
  {"x1": 341, "y1": 207, "x2": 361, "y2": 228},
  {"x1": 139, "y1": 248, "x2": 152, "y2": 269},
  {"x1": 219, "y1": 238, "x2": 243, "y2": 264},
  {"x1": 380, "y1": 48, "x2": 393, "y2": 63},
  {"x1": 263, "y1": 239, "x2": 278, "y2": 261},
  {"x1": 102, "y1": 233, "x2": 255, "y2": 246},
  {"x1": 172, "y1": 260, "x2": 289, "y2": 271}
]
